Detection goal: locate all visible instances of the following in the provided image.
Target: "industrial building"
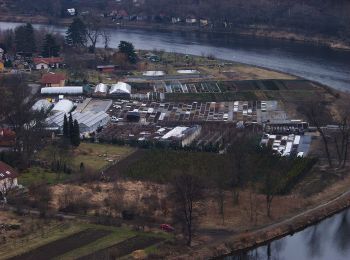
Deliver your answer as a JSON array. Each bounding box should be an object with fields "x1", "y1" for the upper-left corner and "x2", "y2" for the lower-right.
[
  {"x1": 46, "y1": 110, "x2": 110, "y2": 134},
  {"x1": 51, "y1": 99, "x2": 74, "y2": 114},
  {"x1": 161, "y1": 125, "x2": 202, "y2": 147},
  {"x1": 32, "y1": 99, "x2": 53, "y2": 112},
  {"x1": 109, "y1": 82, "x2": 132, "y2": 99},
  {"x1": 41, "y1": 86, "x2": 84, "y2": 95},
  {"x1": 94, "y1": 83, "x2": 108, "y2": 95}
]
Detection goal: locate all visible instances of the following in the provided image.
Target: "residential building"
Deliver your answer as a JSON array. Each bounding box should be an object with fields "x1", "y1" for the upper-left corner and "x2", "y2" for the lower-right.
[
  {"x1": 41, "y1": 73, "x2": 67, "y2": 87},
  {"x1": 33, "y1": 57, "x2": 64, "y2": 70},
  {"x1": 0, "y1": 161, "x2": 19, "y2": 200}
]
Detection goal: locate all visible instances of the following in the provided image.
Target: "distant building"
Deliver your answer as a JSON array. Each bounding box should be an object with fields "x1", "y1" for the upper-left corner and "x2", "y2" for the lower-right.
[
  {"x1": 33, "y1": 57, "x2": 64, "y2": 70},
  {"x1": 0, "y1": 48, "x2": 4, "y2": 59},
  {"x1": 46, "y1": 111, "x2": 110, "y2": 134},
  {"x1": 41, "y1": 86, "x2": 84, "y2": 95},
  {"x1": 41, "y1": 73, "x2": 67, "y2": 87},
  {"x1": 109, "y1": 82, "x2": 131, "y2": 99},
  {"x1": 97, "y1": 65, "x2": 116, "y2": 73},
  {"x1": 0, "y1": 161, "x2": 19, "y2": 200},
  {"x1": 0, "y1": 129, "x2": 15, "y2": 147},
  {"x1": 186, "y1": 17, "x2": 197, "y2": 24},
  {"x1": 67, "y1": 8, "x2": 76, "y2": 16},
  {"x1": 94, "y1": 83, "x2": 109, "y2": 95},
  {"x1": 52, "y1": 99, "x2": 74, "y2": 114}
]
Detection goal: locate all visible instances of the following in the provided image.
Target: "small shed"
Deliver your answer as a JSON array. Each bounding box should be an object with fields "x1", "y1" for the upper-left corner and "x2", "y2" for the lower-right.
[{"x1": 0, "y1": 161, "x2": 19, "y2": 199}]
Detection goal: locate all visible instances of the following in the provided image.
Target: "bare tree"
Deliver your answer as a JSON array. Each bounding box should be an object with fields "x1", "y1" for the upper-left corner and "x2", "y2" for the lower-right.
[
  {"x1": 84, "y1": 16, "x2": 102, "y2": 52},
  {"x1": 172, "y1": 171, "x2": 204, "y2": 246},
  {"x1": 301, "y1": 102, "x2": 333, "y2": 167},
  {"x1": 102, "y1": 29, "x2": 111, "y2": 49}
]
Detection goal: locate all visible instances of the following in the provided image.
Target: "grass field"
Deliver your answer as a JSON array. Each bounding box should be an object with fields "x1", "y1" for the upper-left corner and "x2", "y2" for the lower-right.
[
  {"x1": 0, "y1": 222, "x2": 170, "y2": 260},
  {"x1": 38, "y1": 142, "x2": 135, "y2": 172},
  {"x1": 19, "y1": 166, "x2": 71, "y2": 186}
]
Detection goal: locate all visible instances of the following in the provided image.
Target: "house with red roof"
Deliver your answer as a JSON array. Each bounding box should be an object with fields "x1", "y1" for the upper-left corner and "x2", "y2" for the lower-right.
[
  {"x1": 0, "y1": 161, "x2": 19, "y2": 200},
  {"x1": 0, "y1": 129, "x2": 15, "y2": 147},
  {"x1": 41, "y1": 72, "x2": 67, "y2": 87},
  {"x1": 33, "y1": 57, "x2": 64, "y2": 70}
]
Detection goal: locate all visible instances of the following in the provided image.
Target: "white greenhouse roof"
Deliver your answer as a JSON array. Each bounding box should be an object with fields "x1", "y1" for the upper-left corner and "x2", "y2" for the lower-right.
[
  {"x1": 41, "y1": 87, "x2": 83, "y2": 95},
  {"x1": 94, "y1": 83, "x2": 108, "y2": 93},
  {"x1": 109, "y1": 82, "x2": 131, "y2": 94},
  {"x1": 32, "y1": 99, "x2": 52, "y2": 112},
  {"x1": 161, "y1": 126, "x2": 188, "y2": 140},
  {"x1": 52, "y1": 99, "x2": 74, "y2": 114},
  {"x1": 142, "y1": 71, "x2": 165, "y2": 77}
]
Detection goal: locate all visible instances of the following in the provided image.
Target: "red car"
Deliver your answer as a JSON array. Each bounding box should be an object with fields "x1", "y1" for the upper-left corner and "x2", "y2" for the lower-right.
[{"x1": 160, "y1": 224, "x2": 175, "y2": 232}]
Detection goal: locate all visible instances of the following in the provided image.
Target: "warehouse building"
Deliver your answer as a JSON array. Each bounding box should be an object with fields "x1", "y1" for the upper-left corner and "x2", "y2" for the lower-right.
[
  {"x1": 52, "y1": 99, "x2": 74, "y2": 114},
  {"x1": 94, "y1": 83, "x2": 108, "y2": 95},
  {"x1": 109, "y1": 82, "x2": 132, "y2": 99},
  {"x1": 161, "y1": 125, "x2": 201, "y2": 147},
  {"x1": 32, "y1": 99, "x2": 53, "y2": 112},
  {"x1": 41, "y1": 86, "x2": 84, "y2": 95},
  {"x1": 46, "y1": 111, "x2": 110, "y2": 134}
]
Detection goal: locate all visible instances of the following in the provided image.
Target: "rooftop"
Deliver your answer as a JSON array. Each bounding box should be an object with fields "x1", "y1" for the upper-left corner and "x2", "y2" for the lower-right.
[
  {"x1": 0, "y1": 161, "x2": 18, "y2": 181},
  {"x1": 41, "y1": 73, "x2": 67, "y2": 85}
]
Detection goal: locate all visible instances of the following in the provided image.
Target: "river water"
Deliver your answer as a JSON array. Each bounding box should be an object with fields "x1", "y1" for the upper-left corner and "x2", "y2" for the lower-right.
[
  {"x1": 1, "y1": 21, "x2": 350, "y2": 259},
  {"x1": 1, "y1": 21, "x2": 349, "y2": 91},
  {"x1": 226, "y1": 210, "x2": 350, "y2": 260}
]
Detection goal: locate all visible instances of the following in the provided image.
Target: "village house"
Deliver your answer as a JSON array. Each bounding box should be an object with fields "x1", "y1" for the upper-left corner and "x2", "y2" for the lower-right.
[
  {"x1": 0, "y1": 161, "x2": 19, "y2": 201},
  {"x1": 33, "y1": 57, "x2": 64, "y2": 70},
  {"x1": 0, "y1": 128, "x2": 15, "y2": 148},
  {"x1": 41, "y1": 73, "x2": 67, "y2": 87},
  {"x1": 186, "y1": 16, "x2": 197, "y2": 24}
]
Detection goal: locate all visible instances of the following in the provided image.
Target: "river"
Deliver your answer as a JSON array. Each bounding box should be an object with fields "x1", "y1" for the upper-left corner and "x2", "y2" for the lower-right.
[
  {"x1": 0, "y1": 21, "x2": 349, "y2": 91},
  {"x1": 226, "y1": 210, "x2": 350, "y2": 260},
  {"x1": 1, "y1": 21, "x2": 350, "y2": 259}
]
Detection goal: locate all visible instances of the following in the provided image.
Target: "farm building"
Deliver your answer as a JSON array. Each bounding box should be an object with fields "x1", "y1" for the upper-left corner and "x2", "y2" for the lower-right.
[
  {"x1": 46, "y1": 111, "x2": 110, "y2": 134},
  {"x1": 41, "y1": 86, "x2": 84, "y2": 95},
  {"x1": 94, "y1": 83, "x2": 108, "y2": 95},
  {"x1": 33, "y1": 57, "x2": 64, "y2": 70},
  {"x1": 0, "y1": 161, "x2": 19, "y2": 200},
  {"x1": 32, "y1": 99, "x2": 53, "y2": 112},
  {"x1": 97, "y1": 65, "x2": 116, "y2": 73},
  {"x1": 161, "y1": 125, "x2": 201, "y2": 147},
  {"x1": 0, "y1": 129, "x2": 15, "y2": 147},
  {"x1": 52, "y1": 99, "x2": 74, "y2": 114},
  {"x1": 109, "y1": 82, "x2": 131, "y2": 98},
  {"x1": 41, "y1": 73, "x2": 67, "y2": 87}
]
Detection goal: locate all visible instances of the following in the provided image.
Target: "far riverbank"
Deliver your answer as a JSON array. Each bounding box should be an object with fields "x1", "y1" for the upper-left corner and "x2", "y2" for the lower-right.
[{"x1": 0, "y1": 13, "x2": 349, "y2": 51}]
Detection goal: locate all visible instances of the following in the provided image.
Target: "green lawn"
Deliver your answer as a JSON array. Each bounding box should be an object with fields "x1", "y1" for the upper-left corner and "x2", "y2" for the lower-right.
[
  {"x1": 19, "y1": 166, "x2": 71, "y2": 186},
  {"x1": 38, "y1": 142, "x2": 135, "y2": 172}
]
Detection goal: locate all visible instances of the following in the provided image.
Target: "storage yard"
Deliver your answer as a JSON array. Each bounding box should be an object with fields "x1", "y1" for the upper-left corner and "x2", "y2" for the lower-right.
[{"x1": 31, "y1": 76, "x2": 319, "y2": 154}]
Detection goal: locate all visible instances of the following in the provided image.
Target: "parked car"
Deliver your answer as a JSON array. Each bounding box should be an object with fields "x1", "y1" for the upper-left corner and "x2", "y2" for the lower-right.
[{"x1": 160, "y1": 224, "x2": 175, "y2": 232}]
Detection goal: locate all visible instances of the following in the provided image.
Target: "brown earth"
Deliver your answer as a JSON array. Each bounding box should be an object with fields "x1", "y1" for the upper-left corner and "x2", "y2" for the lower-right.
[{"x1": 9, "y1": 229, "x2": 111, "y2": 260}]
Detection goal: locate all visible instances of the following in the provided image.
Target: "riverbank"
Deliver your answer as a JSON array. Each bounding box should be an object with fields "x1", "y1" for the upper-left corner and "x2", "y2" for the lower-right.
[
  {"x1": 0, "y1": 13, "x2": 349, "y2": 51},
  {"x1": 174, "y1": 169, "x2": 350, "y2": 259}
]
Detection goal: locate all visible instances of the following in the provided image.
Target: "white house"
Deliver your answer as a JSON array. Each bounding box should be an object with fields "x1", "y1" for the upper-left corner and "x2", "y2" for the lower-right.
[{"x1": 0, "y1": 161, "x2": 19, "y2": 201}]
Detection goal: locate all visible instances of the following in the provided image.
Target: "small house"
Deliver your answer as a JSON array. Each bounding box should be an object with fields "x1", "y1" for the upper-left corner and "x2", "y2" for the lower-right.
[
  {"x1": 0, "y1": 129, "x2": 15, "y2": 147},
  {"x1": 67, "y1": 8, "x2": 76, "y2": 16},
  {"x1": 33, "y1": 57, "x2": 64, "y2": 70},
  {"x1": 186, "y1": 17, "x2": 197, "y2": 24},
  {"x1": 0, "y1": 161, "x2": 19, "y2": 200},
  {"x1": 41, "y1": 73, "x2": 67, "y2": 87},
  {"x1": 97, "y1": 65, "x2": 116, "y2": 73}
]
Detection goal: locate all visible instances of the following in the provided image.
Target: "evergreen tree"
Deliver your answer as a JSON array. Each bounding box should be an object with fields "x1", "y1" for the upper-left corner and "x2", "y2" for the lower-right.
[
  {"x1": 14, "y1": 23, "x2": 36, "y2": 54},
  {"x1": 71, "y1": 119, "x2": 80, "y2": 147},
  {"x1": 65, "y1": 18, "x2": 87, "y2": 47},
  {"x1": 63, "y1": 114, "x2": 69, "y2": 138},
  {"x1": 118, "y1": 41, "x2": 137, "y2": 64},
  {"x1": 41, "y1": 34, "x2": 60, "y2": 57},
  {"x1": 68, "y1": 113, "x2": 74, "y2": 140}
]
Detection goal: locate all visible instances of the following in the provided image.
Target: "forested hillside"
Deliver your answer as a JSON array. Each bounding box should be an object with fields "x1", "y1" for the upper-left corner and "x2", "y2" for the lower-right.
[{"x1": 1, "y1": 0, "x2": 349, "y2": 40}]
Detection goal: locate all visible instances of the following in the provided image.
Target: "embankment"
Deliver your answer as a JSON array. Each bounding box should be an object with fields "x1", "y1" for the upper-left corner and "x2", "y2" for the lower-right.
[{"x1": 0, "y1": 14, "x2": 349, "y2": 51}]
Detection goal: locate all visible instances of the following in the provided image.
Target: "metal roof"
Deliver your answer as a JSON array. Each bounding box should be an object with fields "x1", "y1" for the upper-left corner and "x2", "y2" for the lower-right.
[
  {"x1": 32, "y1": 99, "x2": 52, "y2": 111},
  {"x1": 52, "y1": 99, "x2": 74, "y2": 113},
  {"x1": 109, "y1": 82, "x2": 131, "y2": 94},
  {"x1": 41, "y1": 87, "x2": 83, "y2": 95},
  {"x1": 94, "y1": 83, "x2": 108, "y2": 93}
]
